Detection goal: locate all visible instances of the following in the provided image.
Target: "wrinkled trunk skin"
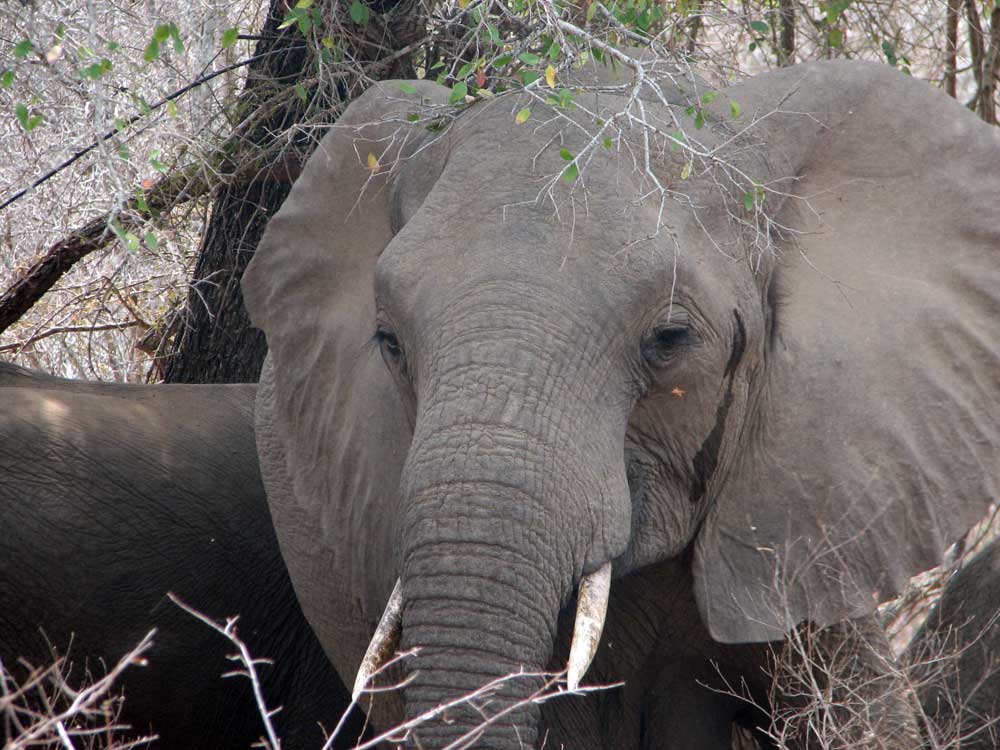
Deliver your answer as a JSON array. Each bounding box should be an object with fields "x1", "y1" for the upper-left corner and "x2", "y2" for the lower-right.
[
  {"x1": 394, "y1": 395, "x2": 623, "y2": 747},
  {"x1": 385, "y1": 271, "x2": 631, "y2": 748},
  {"x1": 401, "y1": 541, "x2": 557, "y2": 749},
  {"x1": 398, "y1": 444, "x2": 570, "y2": 750}
]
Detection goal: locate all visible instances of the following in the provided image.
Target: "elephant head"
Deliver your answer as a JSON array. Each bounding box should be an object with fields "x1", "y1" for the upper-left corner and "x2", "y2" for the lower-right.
[{"x1": 243, "y1": 60, "x2": 1000, "y2": 748}]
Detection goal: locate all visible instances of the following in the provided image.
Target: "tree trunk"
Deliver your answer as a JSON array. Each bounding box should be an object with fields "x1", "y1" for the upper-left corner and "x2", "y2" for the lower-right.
[
  {"x1": 160, "y1": 4, "x2": 312, "y2": 384},
  {"x1": 162, "y1": 0, "x2": 424, "y2": 384}
]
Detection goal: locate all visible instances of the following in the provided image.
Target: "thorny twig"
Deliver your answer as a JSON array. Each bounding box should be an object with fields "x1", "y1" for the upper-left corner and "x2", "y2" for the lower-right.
[{"x1": 167, "y1": 593, "x2": 283, "y2": 750}]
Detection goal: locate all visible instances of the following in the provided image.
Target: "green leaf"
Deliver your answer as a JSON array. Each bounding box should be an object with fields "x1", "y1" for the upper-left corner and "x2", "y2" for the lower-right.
[
  {"x1": 1, "y1": 70, "x2": 13, "y2": 88},
  {"x1": 149, "y1": 150, "x2": 168, "y2": 172},
  {"x1": 518, "y1": 52, "x2": 541, "y2": 65},
  {"x1": 701, "y1": 91, "x2": 717, "y2": 104},
  {"x1": 406, "y1": 113, "x2": 420, "y2": 122},
  {"x1": 694, "y1": 110, "x2": 705, "y2": 129},
  {"x1": 492, "y1": 54, "x2": 511, "y2": 68},
  {"x1": 562, "y1": 162, "x2": 579, "y2": 183},
  {"x1": 602, "y1": 137, "x2": 613, "y2": 149},
  {"x1": 828, "y1": 28, "x2": 844, "y2": 48},
  {"x1": 559, "y1": 148, "x2": 573, "y2": 161},
  {"x1": 144, "y1": 232, "x2": 159, "y2": 251},
  {"x1": 557, "y1": 88, "x2": 576, "y2": 109},
  {"x1": 296, "y1": 0, "x2": 314, "y2": 6},
  {"x1": 448, "y1": 81, "x2": 468, "y2": 104},
  {"x1": 154, "y1": 24, "x2": 171, "y2": 43},
  {"x1": 398, "y1": 81, "x2": 417, "y2": 94},
  {"x1": 222, "y1": 27, "x2": 238, "y2": 49},
  {"x1": 515, "y1": 107, "x2": 531, "y2": 124},
  {"x1": 823, "y1": 0, "x2": 853, "y2": 24},
  {"x1": 294, "y1": 83, "x2": 307, "y2": 102},
  {"x1": 137, "y1": 95, "x2": 152, "y2": 115},
  {"x1": 881, "y1": 40, "x2": 897, "y2": 65},
  {"x1": 744, "y1": 191, "x2": 754, "y2": 211},
  {"x1": 79, "y1": 63, "x2": 102, "y2": 80},
  {"x1": 546, "y1": 41, "x2": 561, "y2": 60},
  {"x1": 109, "y1": 220, "x2": 140, "y2": 251},
  {"x1": 519, "y1": 70, "x2": 541, "y2": 85},
  {"x1": 749, "y1": 20, "x2": 769, "y2": 35},
  {"x1": 749, "y1": 41, "x2": 757, "y2": 52},
  {"x1": 107, "y1": 41, "x2": 120, "y2": 52},
  {"x1": 168, "y1": 22, "x2": 183, "y2": 53},
  {"x1": 278, "y1": 11, "x2": 298, "y2": 29},
  {"x1": 55, "y1": 23, "x2": 66, "y2": 40},
  {"x1": 114, "y1": 117, "x2": 128, "y2": 131},
  {"x1": 118, "y1": 144, "x2": 130, "y2": 160},
  {"x1": 14, "y1": 39, "x2": 33, "y2": 59},
  {"x1": 350, "y1": 0, "x2": 370, "y2": 26},
  {"x1": 730, "y1": 100, "x2": 742, "y2": 119},
  {"x1": 430, "y1": 60, "x2": 446, "y2": 70},
  {"x1": 456, "y1": 61, "x2": 476, "y2": 80},
  {"x1": 486, "y1": 23, "x2": 501, "y2": 45},
  {"x1": 135, "y1": 192, "x2": 150, "y2": 213},
  {"x1": 15, "y1": 103, "x2": 29, "y2": 129},
  {"x1": 143, "y1": 38, "x2": 160, "y2": 62}
]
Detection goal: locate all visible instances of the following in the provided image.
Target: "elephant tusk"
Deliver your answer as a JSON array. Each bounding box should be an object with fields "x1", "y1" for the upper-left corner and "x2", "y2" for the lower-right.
[
  {"x1": 352, "y1": 578, "x2": 403, "y2": 702},
  {"x1": 565, "y1": 561, "x2": 612, "y2": 691}
]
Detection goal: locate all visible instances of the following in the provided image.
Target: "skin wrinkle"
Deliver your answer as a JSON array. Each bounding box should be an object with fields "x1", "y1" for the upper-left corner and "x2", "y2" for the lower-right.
[
  {"x1": 406, "y1": 619, "x2": 548, "y2": 660},
  {"x1": 403, "y1": 320, "x2": 630, "y2": 573},
  {"x1": 401, "y1": 509, "x2": 576, "y2": 609},
  {"x1": 411, "y1": 556, "x2": 564, "y2": 612},
  {"x1": 689, "y1": 310, "x2": 746, "y2": 505}
]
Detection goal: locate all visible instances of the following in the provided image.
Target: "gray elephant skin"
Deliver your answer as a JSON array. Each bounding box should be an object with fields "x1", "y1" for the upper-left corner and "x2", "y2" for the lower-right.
[
  {"x1": 242, "y1": 58, "x2": 1000, "y2": 749},
  {"x1": 0, "y1": 361, "x2": 365, "y2": 749},
  {"x1": 909, "y1": 538, "x2": 1000, "y2": 749}
]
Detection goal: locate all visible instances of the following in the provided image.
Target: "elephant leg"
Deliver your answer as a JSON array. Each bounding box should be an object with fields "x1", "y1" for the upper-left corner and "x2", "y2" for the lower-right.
[{"x1": 770, "y1": 614, "x2": 920, "y2": 749}]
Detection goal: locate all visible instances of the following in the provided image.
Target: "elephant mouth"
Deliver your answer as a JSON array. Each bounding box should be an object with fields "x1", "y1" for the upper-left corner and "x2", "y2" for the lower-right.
[{"x1": 352, "y1": 564, "x2": 614, "y2": 700}]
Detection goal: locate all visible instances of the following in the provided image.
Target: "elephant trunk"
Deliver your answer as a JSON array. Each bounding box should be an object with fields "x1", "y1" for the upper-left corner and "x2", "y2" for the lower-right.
[
  {"x1": 381, "y1": 309, "x2": 632, "y2": 748},
  {"x1": 391, "y1": 414, "x2": 626, "y2": 749},
  {"x1": 400, "y1": 534, "x2": 557, "y2": 749}
]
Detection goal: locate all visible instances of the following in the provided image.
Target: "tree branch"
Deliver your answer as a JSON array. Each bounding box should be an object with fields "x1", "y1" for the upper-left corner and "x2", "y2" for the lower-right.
[
  {"x1": 778, "y1": 0, "x2": 797, "y2": 66},
  {"x1": 946, "y1": 0, "x2": 960, "y2": 97},
  {"x1": 0, "y1": 53, "x2": 274, "y2": 214},
  {"x1": 0, "y1": 321, "x2": 146, "y2": 353},
  {"x1": 0, "y1": 169, "x2": 198, "y2": 336}
]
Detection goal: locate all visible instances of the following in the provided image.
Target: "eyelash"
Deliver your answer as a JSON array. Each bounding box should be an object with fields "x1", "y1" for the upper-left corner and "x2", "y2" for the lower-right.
[{"x1": 642, "y1": 326, "x2": 693, "y2": 367}]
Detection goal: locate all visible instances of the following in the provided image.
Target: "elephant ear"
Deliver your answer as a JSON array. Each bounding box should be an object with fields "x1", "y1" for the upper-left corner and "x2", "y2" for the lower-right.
[
  {"x1": 242, "y1": 81, "x2": 450, "y2": 663},
  {"x1": 693, "y1": 61, "x2": 1000, "y2": 643}
]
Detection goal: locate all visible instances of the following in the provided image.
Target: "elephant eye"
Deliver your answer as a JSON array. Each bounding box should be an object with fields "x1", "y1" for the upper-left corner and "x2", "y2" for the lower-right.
[
  {"x1": 642, "y1": 325, "x2": 692, "y2": 368},
  {"x1": 374, "y1": 327, "x2": 403, "y2": 361}
]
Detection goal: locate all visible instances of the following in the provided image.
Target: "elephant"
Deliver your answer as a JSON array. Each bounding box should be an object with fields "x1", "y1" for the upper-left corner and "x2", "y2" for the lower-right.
[
  {"x1": 907, "y1": 536, "x2": 1000, "y2": 749},
  {"x1": 241, "y1": 57, "x2": 1000, "y2": 749},
  {"x1": 0, "y1": 361, "x2": 366, "y2": 749}
]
